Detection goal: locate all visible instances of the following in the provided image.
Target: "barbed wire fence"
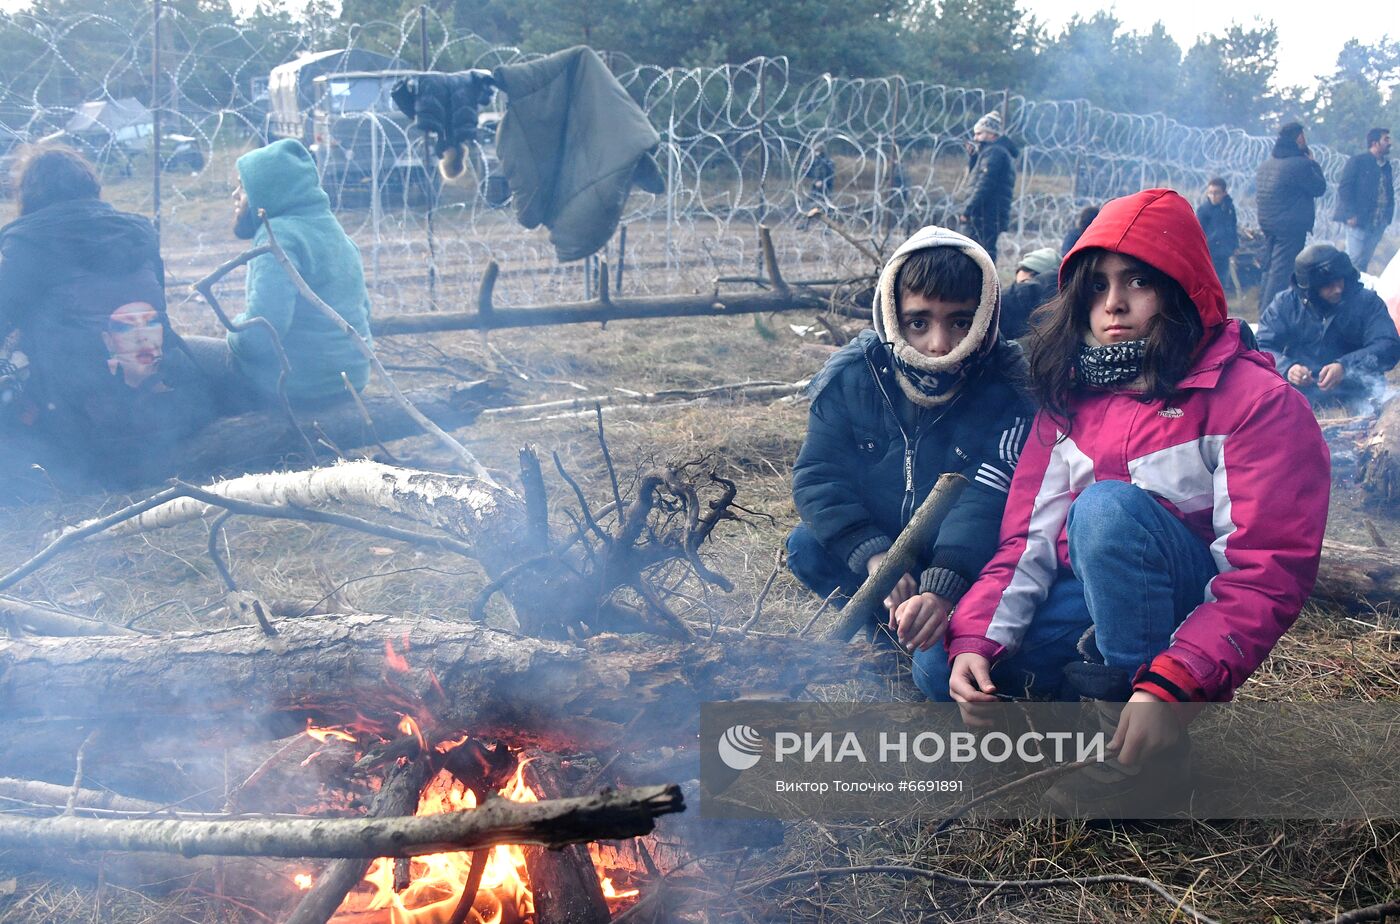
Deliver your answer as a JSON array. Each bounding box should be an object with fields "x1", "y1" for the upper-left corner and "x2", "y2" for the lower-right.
[{"x1": 0, "y1": 7, "x2": 1357, "y2": 315}]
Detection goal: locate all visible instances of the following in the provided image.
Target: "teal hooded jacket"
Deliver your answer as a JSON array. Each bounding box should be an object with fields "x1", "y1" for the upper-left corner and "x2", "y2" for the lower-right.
[{"x1": 229, "y1": 139, "x2": 372, "y2": 401}]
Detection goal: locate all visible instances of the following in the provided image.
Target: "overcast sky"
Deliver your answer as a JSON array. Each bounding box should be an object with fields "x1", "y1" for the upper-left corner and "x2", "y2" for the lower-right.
[{"x1": 1019, "y1": 0, "x2": 1377, "y2": 91}]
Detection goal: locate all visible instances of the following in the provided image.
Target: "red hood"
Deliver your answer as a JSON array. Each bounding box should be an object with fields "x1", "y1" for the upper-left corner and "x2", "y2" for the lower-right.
[{"x1": 1061, "y1": 188, "x2": 1228, "y2": 332}]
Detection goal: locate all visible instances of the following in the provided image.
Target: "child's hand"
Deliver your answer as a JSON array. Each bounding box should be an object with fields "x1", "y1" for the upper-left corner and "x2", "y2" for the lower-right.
[
  {"x1": 867, "y1": 553, "x2": 916, "y2": 616},
  {"x1": 1109, "y1": 690, "x2": 1185, "y2": 767},
  {"x1": 949, "y1": 652, "x2": 998, "y2": 727},
  {"x1": 891, "y1": 592, "x2": 952, "y2": 651}
]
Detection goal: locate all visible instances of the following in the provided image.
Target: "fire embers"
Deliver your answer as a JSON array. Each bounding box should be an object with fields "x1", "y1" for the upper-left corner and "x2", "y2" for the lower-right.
[{"x1": 292, "y1": 641, "x2": 642, "y2": 924}]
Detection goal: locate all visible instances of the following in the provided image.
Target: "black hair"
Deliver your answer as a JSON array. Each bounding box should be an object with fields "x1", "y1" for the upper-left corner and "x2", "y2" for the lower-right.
[
  {"x1": 1273, "y1": 122, "x2": 1305, "y2": 157},
  {"x1": 896, "y1": 247, "x2": 981, "y2": 307},
  {"x1": 1207, "y1": 177, "x2": 1227, "y2": 191},
  {"x1": 13, "y1": 145, "x2": 101, "y2": 216},
  {"x1": 1025, "y1": 248, "x2": 1204, "y2": 427},
  {"x1": 1368, "y1": 127, "x2": 1391, "y2": 148},
  {"x1": 1074, "y1": 205, "x2": 1100, "y2": 231}
]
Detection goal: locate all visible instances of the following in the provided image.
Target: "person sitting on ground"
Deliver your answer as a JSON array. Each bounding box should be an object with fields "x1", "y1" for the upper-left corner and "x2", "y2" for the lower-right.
[
  {"x1": 1196, "y1": 177, "x2": 1239, "y2": 295},
  {"x1": 788, "y1": 226, "x2": 1034, "y2": 649},
  {"x1": 0, "y1": 145, "x2": 230, "y2": 491},
  {"x1": 999, "y1": 246, "x2": 1060, "y2": 340},
  {"x1": 1257, "y1": 243, "x2": 1400, "y2": 408},
  {"x1": 914, "y1": 189, "x2": 1329, "y2": 813},
  {"x1": 230, "y1": 138, "x2": 372, "y2": 404},
  {"x1": 1060, "y1": 205, "x2": 1099, "y2": 257}
]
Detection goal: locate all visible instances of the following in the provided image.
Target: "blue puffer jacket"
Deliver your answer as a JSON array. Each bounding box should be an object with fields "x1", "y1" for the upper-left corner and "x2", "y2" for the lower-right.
[
  {"x1": 792, "y1": 330, "x2": 1033, "y2": 601},
  {"x1": 1257, "y1": 282, "x2": 1400, "y2": 380},
  {"x1": 230, "y1": 139, "x2": 372, "y2": 402}
]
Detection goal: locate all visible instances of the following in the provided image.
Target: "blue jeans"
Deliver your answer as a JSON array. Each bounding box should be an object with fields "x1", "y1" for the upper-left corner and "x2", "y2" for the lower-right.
[
  {"x1": 1346, "y1": 223, "x2": 1386, "y2": 275},
  {"x1": 913, "y1": 481, "x2": 1218, "y2": 701},
  {"x1": 786, "y1": 523, "x2": 867, "y2": 602}
]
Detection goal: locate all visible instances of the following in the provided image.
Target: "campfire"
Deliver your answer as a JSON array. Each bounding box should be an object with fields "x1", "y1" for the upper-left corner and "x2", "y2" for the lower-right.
[{"x1": 283, "y1": 643, "x2": 650, "y2": 924}]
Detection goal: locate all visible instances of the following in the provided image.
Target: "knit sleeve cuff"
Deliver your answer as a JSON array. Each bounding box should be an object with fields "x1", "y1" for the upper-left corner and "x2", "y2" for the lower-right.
[
  {"x1": 1132, "y1": 653, "x2": 1206, "y2": 703},
  {"x1": 919, "y1": 567, "x2": 973, "y2": 603},
  {"x1": 846, "y1": 536, "x2": 893, "y2": 575}
]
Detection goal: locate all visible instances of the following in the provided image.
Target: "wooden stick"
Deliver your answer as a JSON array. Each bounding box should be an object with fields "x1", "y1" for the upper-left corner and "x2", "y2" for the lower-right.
[
  {"x1": 0, "y1": 783, "x2": 683, "y2": 859},
  {"x1": 819, "y1": 473, "x2": 968, "y2": 641},
  {"x1": 257, "y1": 213, "x2": 497, "y2": 485}
]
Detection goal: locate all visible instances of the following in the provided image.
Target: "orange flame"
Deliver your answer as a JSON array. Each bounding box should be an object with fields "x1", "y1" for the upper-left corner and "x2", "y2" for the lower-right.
[
  {"x1": 398, "y1": 716, "x2": 429, "y2": 755},
  {"x1": 600, "y1": 877, "x2": 640, "y2": 900},
  {"x1": 305, "y1": 719, "x2": 358, "y2": 744},
  {"x1": 328, "y1": 768, "x2": 534, "y2": 924},
  {"x1": 384, "y1": 639, "x2": 411, "y2": 673},
  {"x1": 294, "y1": 873, "x2": 314, "y2": 891}
]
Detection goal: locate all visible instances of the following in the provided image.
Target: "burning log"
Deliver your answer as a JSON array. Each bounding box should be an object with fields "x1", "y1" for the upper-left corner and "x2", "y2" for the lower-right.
[
  {"x1": 0, "y1": 782, "x2": 683, "y2": 859},
  {"x1": 1361, "y1": 394, "x2": 1400, "y2": 502},
  {"x1": 284, "y1": 754, "x2": 432, "y2": 924},
  {"x1": 518, "y1": 752, "x2": 612, "y2": 924},
  {"x1": 0, "y1": 612, "x2": 863, "y2": 752}
]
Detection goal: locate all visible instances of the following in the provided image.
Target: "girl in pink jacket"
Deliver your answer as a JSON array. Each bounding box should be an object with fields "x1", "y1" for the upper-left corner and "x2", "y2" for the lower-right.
[{"x1": 913, "y1": 189, "x2": 1330, "y2": 771}]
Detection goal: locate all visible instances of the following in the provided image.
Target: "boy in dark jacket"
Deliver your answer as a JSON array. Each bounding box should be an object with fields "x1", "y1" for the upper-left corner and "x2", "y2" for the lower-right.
[
  {"x1": 1258, "y1": 243, "x2": 1400, "y2": 409},
  {"x1": 1196, "y1": 177, "x2": 1239, "y2": 295},
  {"x1": 788, "y1": 226, "x2": 1033, "y2": 649}
]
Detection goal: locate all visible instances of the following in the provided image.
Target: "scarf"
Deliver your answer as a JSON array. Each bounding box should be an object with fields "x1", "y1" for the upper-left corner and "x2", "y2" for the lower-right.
[
  {"x1": 1075, "y1": 339, "x2": 1147, "y2": 388},
  {"x1": 888, "y1": 347, "x2": 968, "y2": 403}
]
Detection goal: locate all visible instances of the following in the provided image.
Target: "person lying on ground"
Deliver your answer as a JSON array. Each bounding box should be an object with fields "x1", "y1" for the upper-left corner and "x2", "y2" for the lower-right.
[
  {"x1": 1257, "y1": 243, "x2": 1400, "y2": 410},
  {"x1": 0, "y1": 145, "x2": 236, "y2": 491},
  {"x1": 999, "y1": 246, "x2": 1060, "y2": 340},
  {"x1": 914, "y1": 189, "x2": 1329, "y2": 812},
  {"x1": 229, "y1": 138, "x2": 372, "y2": 405},
  {"x1": 788, "y1": 226, "x2": 1033, "y2": 650}
]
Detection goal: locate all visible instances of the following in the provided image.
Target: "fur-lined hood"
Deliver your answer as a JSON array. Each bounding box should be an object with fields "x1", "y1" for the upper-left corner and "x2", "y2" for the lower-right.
[{"x1": 872, "y1": 225, "x2": 1002, "y2": 407}]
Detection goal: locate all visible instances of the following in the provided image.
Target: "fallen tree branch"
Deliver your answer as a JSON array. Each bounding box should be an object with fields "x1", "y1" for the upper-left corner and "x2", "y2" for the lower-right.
[
  {"x1": 0, "y1": 595, "x2": 140, "y2": 637},
  {"x1": 0, "y1": 783, "x2": 683, "y2": 859},
  {"x1": 0, "y1": 612, "x2": 864, "y2": 752},
  {"x1": 371, "y1": 289, "x2": 833, "y2": 336},
  {"x1": 477, "y1": 380, "x2": 805, "y2": 423},
  {"x1": 738, "y1": 863, "x2": 1220, "y2": 924}
]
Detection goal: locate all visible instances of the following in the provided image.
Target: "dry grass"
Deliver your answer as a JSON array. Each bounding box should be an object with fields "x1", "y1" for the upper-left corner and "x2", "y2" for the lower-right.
[{"x1": 0, "y1": 194, "x2": 1396, "y2": 924}]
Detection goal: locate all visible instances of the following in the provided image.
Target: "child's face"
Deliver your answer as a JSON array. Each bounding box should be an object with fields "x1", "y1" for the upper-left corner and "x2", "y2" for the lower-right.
[
  {"x1": 1088, "y1": 253, "x2": 1163, "y2": 346},
  {"x1": 898, "y1": 292, "x2": 978, "y2": 359},
  {"x1": 1206, "y1": 184, "x2": 1225, "y2": 205}
]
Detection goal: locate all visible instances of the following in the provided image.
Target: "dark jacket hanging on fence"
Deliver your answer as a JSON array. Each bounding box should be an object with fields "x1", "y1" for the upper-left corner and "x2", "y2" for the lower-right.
[
  {"x1": 389, "y1": 70, "x2": 496, "y2": 156},
  {"x1": 1255, "y1": 148, "x2": 1326, "y2": 236},
  {"x1": 962, "y1": 136, "x2": 1019, "y2": 232},
  {"x1": 491, "y1": 46, "x2": 666, "y2": 262}
]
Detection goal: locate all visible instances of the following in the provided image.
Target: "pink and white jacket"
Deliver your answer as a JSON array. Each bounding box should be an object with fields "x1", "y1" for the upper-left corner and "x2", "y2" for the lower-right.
[{"x1": 947, "y1": 190, "x2": 1332, "y2": 702}]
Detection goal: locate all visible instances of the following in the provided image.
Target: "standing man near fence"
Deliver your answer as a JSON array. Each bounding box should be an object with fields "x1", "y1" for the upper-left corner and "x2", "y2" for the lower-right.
[
  {"x1": 1334, "y1": 128, "x2": 1394, "y2": 274},
  {"x1": 958, "y1": 111, "x2": 1018, "y2": 262},
  {"x1": 1255, "y1": 122, "x2": 1326, "y2": 310}
]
